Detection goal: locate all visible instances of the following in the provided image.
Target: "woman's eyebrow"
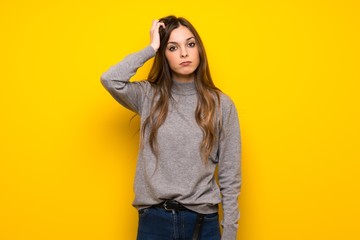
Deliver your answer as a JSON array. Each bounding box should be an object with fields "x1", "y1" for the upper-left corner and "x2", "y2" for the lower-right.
[{"x1": 167, "y1": 36, "x2": 195, "y2": 45}]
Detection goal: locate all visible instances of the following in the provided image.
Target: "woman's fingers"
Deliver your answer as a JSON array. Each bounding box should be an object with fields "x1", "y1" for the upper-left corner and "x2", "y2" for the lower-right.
[
  {"x1": 150, "y1": 20, "x2": 165, "y2": 52},
  {"x1": 158, "y1": 22, "x2": 165, "y2": 29},
  {"x1": 150, "y1": 20, "x2": 158, "y2": 32}
]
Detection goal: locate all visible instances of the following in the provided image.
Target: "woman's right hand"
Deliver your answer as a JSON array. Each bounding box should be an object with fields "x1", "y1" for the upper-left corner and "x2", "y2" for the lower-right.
[{"x1": 150, "y1": 20, "x2": 165, "y2": 52}]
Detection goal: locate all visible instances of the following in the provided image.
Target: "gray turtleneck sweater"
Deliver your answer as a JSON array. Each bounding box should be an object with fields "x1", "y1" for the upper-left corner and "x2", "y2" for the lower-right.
[{"x1": 100, "y1": 45, "x2": 241, "y2": 240}]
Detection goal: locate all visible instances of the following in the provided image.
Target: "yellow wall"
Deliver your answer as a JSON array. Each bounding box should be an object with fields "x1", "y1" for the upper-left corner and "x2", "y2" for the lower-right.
[{"x1": 1, "y1": 0, "x2": 359, "y2": 239}]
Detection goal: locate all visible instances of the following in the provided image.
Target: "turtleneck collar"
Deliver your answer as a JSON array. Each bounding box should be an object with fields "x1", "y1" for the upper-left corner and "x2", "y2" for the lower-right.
[{"x1": 171, "y1": 80, "x2": 197, "y2": 96}]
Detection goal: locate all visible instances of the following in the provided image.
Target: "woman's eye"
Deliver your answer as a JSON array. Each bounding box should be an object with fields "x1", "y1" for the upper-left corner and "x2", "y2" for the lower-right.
[
  {"x1": 169, "y1": 46, "x2": 177, "y2": 51},
  {"x1": 188, "y1": 42, "x2": 196, "y2": 47}
]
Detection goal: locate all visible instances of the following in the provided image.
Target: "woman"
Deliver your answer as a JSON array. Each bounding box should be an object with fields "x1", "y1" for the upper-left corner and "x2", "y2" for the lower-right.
[{"x1": 101, "y1": 16, "x2": 241, "y2": 240}]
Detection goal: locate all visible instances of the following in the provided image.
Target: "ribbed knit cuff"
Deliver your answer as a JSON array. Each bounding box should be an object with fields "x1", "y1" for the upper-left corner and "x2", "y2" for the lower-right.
[{"x1": 221, "y1": 225, "x2": 238, "y2": 240}]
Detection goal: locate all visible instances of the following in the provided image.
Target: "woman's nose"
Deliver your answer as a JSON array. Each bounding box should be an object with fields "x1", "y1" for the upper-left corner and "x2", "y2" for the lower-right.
[{"x1": 180, "y1": 48, "x2": 188, "y2": 58}]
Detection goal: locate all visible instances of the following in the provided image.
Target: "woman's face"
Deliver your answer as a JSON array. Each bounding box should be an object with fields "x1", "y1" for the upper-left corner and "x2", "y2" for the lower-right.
[{"x1": 165, "y1": 25, "x2": 200, "y2": 82}]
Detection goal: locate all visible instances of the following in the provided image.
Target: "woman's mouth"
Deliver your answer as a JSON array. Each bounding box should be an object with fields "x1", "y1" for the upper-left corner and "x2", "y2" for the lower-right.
[{"x1": 180, "y1": 61, "x2": 192, "y2": 66}]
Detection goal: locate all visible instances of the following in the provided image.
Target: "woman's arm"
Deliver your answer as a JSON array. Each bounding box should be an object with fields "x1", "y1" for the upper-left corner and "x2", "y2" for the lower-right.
[
  {"x1": 100, "y1": 20, "x2": 165, "y2": 114},
  {"x1": 100, "y1": 46, "x2": 155, "y2": 113},
  {"x1": 218, "y1": 96, "x2": 242, "y2": 240}
]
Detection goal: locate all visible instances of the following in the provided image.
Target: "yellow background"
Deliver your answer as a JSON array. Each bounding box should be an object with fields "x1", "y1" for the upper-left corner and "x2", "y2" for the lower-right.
[{"x1": 1, "y1": 0, "x2": 359, "y2": 239}]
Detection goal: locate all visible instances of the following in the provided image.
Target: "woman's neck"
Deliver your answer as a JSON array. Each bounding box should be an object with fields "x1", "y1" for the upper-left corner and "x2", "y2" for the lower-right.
[{"x1": 171, "y1": 78, "x2": 197, "y2": 96}]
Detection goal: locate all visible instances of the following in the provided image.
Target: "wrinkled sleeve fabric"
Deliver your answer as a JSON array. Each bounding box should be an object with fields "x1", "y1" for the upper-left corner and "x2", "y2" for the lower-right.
[
  {"x1": 100, "y1": 45, "x2": 156, "y2": 114},
  {"x1": 218, "y1": 96, "x2": 241, "y2": 240}
]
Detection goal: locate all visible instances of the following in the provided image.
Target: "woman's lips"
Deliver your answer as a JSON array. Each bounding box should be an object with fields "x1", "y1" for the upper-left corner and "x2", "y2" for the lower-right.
[{"x1": 180, "y1": 61, "x2": 192, "y2": 66}]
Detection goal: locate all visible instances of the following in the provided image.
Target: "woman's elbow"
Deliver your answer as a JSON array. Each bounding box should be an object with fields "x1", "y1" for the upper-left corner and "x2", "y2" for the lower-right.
[{"x1": 101, "y1": 72, "x2": 114, "y2": 89}]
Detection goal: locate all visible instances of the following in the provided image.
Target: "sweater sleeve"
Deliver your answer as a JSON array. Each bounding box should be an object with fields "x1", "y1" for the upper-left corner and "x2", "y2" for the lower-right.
[
  {"x1": 218, "y1": 97, "x2": 241, "y2": 240},
  {"x1": 100, "y1": 45, "x2": 156, "y2": 114}
]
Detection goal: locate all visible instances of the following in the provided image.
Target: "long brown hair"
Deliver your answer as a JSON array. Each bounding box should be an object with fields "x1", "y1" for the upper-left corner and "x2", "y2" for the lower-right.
[{"x1": 141, "y1": 15, "x2": 221, "y2": 163}]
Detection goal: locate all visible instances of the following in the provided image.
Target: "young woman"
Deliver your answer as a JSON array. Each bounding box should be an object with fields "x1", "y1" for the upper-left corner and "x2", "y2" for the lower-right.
[{"x1": 101, "y1": 16, "x2": 241, "y2": 240}]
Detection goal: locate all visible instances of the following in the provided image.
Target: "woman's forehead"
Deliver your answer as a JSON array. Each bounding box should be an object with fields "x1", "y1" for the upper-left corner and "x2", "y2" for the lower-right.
[{"x1": 168, "y1": 25, "x2": 194, "y2": 43}]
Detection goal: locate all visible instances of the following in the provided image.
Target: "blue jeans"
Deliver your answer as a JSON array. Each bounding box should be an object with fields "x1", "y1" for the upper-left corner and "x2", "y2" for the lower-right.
[{"x1": 136, "y1": 206, "x2": 221, "y2": 240}]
